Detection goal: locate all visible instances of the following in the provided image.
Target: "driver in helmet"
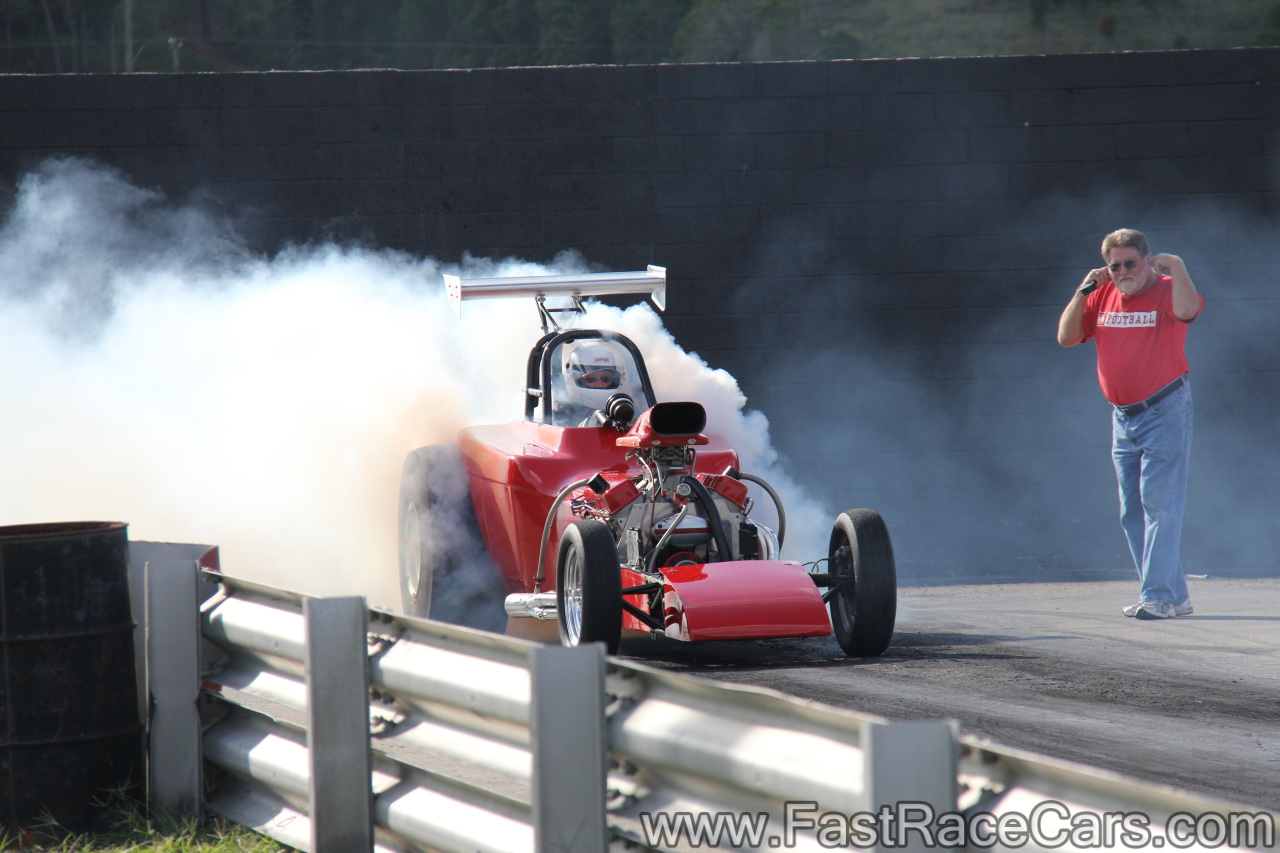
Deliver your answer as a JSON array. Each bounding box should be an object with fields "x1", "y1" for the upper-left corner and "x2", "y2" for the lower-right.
[{"x1": 557, "y1": 341, "x2": 627, "y2": 427}]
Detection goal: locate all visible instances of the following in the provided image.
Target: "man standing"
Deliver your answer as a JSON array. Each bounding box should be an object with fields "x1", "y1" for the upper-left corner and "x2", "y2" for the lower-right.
[{"x1": 1057, "y1": 229, "x2": 1203, "y2": 620}]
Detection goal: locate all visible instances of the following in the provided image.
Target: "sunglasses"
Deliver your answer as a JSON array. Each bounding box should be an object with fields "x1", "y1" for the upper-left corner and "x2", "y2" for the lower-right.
[{"x1": 1108, "y1": 259, "x2": 1143, "y2": 273}]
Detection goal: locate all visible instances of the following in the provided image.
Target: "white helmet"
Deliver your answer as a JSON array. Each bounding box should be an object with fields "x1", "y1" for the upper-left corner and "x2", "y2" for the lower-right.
[{"x1": 562, "y1": 341, "x2": 625, "y2": 411}]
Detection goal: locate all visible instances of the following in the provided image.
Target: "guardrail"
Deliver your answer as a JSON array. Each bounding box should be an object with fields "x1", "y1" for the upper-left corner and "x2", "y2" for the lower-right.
[{"x1": 135, "y1": 548, "x2": 1276, "y2": 853}]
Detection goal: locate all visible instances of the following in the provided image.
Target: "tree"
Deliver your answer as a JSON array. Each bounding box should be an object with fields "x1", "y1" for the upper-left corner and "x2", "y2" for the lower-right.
[
  {"x1": 434, "y1": 0, "x2": 538, "y2": 68},
  {"x1": 1255, "y1": 2, "x2": 1280, "y2": 44},
  {"x1": 536, "y1": 0, "x2": 611, "y2": 65},
  {"x1": 395, "y1": 0, "x2": 452, "y2": 68},
  {"x1": 609, "y1": 0, "x2": 692, "y2": 64},
  {"x1": 672, "y1": 0, "x2": 816, "y2": 63}
]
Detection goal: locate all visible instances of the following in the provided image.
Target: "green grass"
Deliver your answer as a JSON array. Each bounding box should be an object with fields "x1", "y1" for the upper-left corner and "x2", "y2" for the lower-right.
[{"x1": 1, "y1": 797, "x2": 288, "y2": 853}]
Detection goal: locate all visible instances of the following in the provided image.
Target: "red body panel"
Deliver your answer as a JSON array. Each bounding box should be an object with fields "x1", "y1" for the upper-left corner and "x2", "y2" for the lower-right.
[
  {"x1": 458, "y1": 420, "x2": 738, "y2": 594},
  {"x1": 659, "y1": 560, "x2": 832, "y2": 641},
  {"x1": 620, "y1": 567, "x2": 651, "y2": 633}
]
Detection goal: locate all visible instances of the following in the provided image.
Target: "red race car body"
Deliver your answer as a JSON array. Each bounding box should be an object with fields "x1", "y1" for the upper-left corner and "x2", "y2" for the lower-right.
[{"x1": 397, "y1": 269, "x2": 896, "y2": 656}]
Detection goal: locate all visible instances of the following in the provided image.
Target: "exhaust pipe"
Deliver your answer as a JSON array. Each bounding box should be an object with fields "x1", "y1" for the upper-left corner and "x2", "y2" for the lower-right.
[{"x1": 504, "y1": 591, "x2": 558, "y2": 620}]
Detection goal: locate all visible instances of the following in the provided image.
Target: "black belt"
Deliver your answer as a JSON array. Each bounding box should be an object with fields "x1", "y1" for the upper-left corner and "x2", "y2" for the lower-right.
[{"x1": 1115, "y1": 375, "x2": 1185, "y2": 417}]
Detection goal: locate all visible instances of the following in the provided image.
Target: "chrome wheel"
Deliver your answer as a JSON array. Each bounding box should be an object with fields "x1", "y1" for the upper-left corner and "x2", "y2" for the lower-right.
[
  {"x1": 401, "y1": 500, "x2": 432, "y2": 615},
  {"x1": 561, "y1": 546, "x2": 585, "y2": 643},
  {"x1": 555, "y1": 520, "x2": 622, "y2": 653}
]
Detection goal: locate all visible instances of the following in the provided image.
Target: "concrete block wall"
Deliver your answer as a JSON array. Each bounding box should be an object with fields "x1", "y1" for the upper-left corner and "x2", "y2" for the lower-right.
[{"x1": 3, "y1": 49, "x2": 1277, "y2": 580}]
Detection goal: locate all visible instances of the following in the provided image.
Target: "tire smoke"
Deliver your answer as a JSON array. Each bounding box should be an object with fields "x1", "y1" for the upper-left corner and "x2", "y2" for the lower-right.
[{"x1": 1, "y1": 158, "x2": 827, "y2": 609}]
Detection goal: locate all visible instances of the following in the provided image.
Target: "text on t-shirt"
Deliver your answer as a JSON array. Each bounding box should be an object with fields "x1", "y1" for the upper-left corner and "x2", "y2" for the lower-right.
[{"x1": 1098, "y1": 311, "x2": 1157, "y2": 328}]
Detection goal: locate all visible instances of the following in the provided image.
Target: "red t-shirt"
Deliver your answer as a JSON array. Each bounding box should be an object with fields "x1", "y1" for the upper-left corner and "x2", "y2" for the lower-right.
[{"x1": 1081, "y1": 274, "x2": 1202, "y2": 406}]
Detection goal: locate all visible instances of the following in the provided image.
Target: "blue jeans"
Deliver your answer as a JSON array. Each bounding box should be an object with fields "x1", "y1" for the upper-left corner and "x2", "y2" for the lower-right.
[{"x1": 1111, "y1": 381, "x2": 1193, "y2": 605}]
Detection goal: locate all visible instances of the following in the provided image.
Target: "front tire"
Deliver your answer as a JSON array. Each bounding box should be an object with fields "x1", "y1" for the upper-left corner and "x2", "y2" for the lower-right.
[
  {"x1": 556, "y1": 520, "x2": 623, "y2": 654},
  {"x1": 828, "y1": 509, "x2": 897, "y2": 657}
]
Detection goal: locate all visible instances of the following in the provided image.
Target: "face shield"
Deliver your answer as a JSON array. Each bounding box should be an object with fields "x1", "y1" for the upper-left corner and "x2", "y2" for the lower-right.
[{"x1": 562, "y1": 341, "x2": 626, "y2": 411}]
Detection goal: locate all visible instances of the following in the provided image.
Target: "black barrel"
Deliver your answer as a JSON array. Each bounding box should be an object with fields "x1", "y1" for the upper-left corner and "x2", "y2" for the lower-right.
[{"x1": 0, "y1": 521, "x2": 142, "y2": 834}]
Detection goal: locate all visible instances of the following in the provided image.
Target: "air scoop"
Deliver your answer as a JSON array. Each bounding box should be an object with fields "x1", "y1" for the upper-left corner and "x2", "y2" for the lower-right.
[{"x1": 618, "y1": 401, "x2": 709, "y2": 448}]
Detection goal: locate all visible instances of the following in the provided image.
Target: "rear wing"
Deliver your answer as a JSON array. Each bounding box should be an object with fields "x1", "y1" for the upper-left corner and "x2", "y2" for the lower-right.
[{"x1": 444, "y1": 266, "x2": 666, "y2": 319}]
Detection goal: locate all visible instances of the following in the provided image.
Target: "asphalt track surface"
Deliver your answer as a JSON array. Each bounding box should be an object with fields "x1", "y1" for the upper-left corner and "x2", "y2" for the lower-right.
[{"x1": 616, "y1": 577, "x2": 1280, "y2": 814}]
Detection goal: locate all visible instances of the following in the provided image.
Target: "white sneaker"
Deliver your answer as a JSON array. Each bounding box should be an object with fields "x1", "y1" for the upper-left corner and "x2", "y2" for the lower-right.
[
  {"x1": 1134, "y1": 600, "x2": 1174, "y2": 620},
  {"x1": 1124, "y1": 599, "x2": 1189, "y2": 618}
]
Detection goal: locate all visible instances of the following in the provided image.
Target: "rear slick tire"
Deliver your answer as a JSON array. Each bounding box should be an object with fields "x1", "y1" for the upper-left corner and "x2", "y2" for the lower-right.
[
  {"x1": 398, "y1": 446, "x2": 460, "y2": 618},
  {"x1": 397, "y1": 445, "x2": 502, "y2": 628},
  {"x1": 556, "y1": 520, "x2": 623, "y2": 654},
  {"x1": 828, "y1": 509, "x2": 897, "y2": 657}
]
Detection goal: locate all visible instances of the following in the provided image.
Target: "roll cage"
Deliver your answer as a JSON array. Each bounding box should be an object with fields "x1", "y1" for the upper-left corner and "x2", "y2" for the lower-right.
[{"x1": 523, "y1": 329, "x2": 657, "y2": 425}]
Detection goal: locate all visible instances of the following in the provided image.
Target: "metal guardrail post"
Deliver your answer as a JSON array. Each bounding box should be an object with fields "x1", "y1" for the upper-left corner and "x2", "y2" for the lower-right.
[
  {"x1": 530, "y1": 643, "x2": 608, "y2": 852},
  {"x1": 863, "y1": 719, "x2": 959, "y2": 853},
  {"x1": 305, "y1": 596, "x2": 373, "y2": 853},
  {"x1": 144, "y1": 560, "x2": 203, "y2": 819}
]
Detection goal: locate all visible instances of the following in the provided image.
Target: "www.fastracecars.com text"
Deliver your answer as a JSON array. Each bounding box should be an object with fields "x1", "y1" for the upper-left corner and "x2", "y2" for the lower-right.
[{"x1": 638, "y1": 801, "x2": 1276, "y2": 849}]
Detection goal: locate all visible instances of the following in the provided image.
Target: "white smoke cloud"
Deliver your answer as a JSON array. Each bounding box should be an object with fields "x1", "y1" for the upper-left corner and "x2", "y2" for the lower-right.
[
  {"x1": 580, "y1": 302, "x2": 830, "y2": 560},
  {"x1": 1, "y1": 158, "x2": 830, "y2": 611}
]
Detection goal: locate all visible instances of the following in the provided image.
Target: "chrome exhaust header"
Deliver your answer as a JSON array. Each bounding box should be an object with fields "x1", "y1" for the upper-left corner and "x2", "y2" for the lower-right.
[{"x1": 504, "y1": 591, "x2": 559, "y2": 620}]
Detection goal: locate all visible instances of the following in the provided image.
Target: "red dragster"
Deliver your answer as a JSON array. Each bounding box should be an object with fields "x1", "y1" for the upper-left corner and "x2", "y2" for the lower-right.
[{"x1": 397, "y1": 268, "x2": 896, "y2": 656}]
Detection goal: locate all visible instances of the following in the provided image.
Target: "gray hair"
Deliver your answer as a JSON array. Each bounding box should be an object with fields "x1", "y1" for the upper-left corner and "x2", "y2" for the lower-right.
[{"x1": 1101, "y1": 228, "x2": 1151, "y2": 260}]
